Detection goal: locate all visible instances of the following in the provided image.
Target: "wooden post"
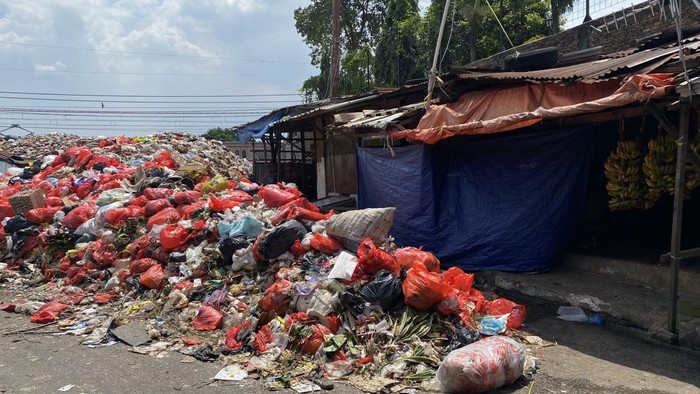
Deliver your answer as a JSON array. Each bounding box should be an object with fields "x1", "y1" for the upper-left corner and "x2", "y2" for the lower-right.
[{"x1": 330, "y1": 0, "x2": 341, "y2": 98}]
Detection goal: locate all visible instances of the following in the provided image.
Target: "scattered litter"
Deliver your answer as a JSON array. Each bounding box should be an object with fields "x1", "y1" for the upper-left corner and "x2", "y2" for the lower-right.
[
  {"x1": 110, "y1": 322, "x2": 151, "y2": 347},
  {"x1": 290, "y1": 381, "x2": 322, "y2": 393},
  {"x1": 214, "y1": 364, "x2": 248, "y2": 381},
  {"x1": 557, "y1": 306, "x2": 589, "y2": 322},
  {"x1": 57, "y1": 385, "x2": 75, "y2": 392}
]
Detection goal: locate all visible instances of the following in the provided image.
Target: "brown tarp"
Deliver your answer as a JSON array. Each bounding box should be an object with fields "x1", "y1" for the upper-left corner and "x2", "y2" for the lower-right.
[{"x1": 391, "y1": 74, "x2": 676, "y2": 144}]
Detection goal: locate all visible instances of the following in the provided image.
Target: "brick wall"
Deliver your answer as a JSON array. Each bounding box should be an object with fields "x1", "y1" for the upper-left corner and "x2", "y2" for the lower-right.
[{"x1": 468, "y1": 1, "x2": 700, "y2": 69}]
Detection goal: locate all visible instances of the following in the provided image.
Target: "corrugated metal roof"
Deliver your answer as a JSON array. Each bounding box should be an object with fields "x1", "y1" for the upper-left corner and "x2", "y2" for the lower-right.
[
  {"x1": 269, "y1": 93, "x2": 380, "y2": 128},
  {"x1": 333, "y1": 103, "x2": 425, "y2": 131},
  {"x1": 457, "y1": 46, "x2": 678, "y2": 83}
]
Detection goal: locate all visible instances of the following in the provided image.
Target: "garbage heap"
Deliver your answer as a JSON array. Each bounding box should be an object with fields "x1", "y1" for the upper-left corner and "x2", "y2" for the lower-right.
[{"x1": 0, "y1": 133, "x2": 531, "y2": 393}]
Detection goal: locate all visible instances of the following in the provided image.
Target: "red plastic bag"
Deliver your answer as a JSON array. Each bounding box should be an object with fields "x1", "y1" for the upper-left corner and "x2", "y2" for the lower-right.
[
  {"x1": 159, "y1": 224, "x2": 190, "y2": 251},
  {"x1": 192, "y1": 305, "x2": 224, "y2": 331},
  {"x1": 130, "y1": 235, "x2": 158, "y2": 260},
  {"x1": 254, "y1": 324, "x2": 273, "y2": 353},
  {"x1": 139, "y1": 264, "x2": 167, "y2": 289},
  {"x1": 104, "y1": 207, "x2": 132, "y2": 227},
  {"x1": 394, "y1": 247, "x2": 440, "y2": 273},
  {"x1": 309, "y1": 233, "x2": 343, "y2": 255},
  {"x1": 94, "y1": 291, "x2": 118, "y2": 304},
  {"x1": 45, "y1": 197, "x2": 63, "y2": 207},
  {"x1": 0, "y1": 203, "x2": 15, "y2": 221},
  {"x1": 289, "y1": 239, "x2": 308, "y2": 257},
  {"x1": 258, "y1": 279, "x2": 292, "y2": 316},
  {"x1": 30, "y1": 302, "x2": 68, "y2": 324},
  {"x1": 225, "y1": 321, "x2": 252, "y2": 350},
  {"x1": 465, "y1": 288, "x2": 488, "y2": 314},
  {"x1": 61, "y1": 205, "x2": 95, "y2": 230},
  {"x1": 302, "y1": 324, "x2": 331, "y2": 354},
  {"x1": 442, "y1": 267, "x2": 474, "y2": 293},
  {"x1": 402, "y1": 265, "x2": 453, "y2": 311},
  {"x1": 147, "y1": 208, "x2": 181, "y2": 230},
  {"x1": 143, "y1": 188, "x2": 174, "y2": 200},
  {"x1": 25, "y1": 207, "x2": 62, "y2": 224},
  {"x1": 173, "y1": 280, "x2": 194, "y2": 295},
  {"x1": 258, "y1": 184, "x2": 300, "y2": 207},
  {"x1": 129, "y1": 258, "x2": 159, "y2": 275},
  {"x1": 154, "y1": 151, "x2": 177, "y2": 169},
  {"x1": 173, "y1": 191, "x2": 201, "y2": 206},
  {"x1": 208, "y1": 194, "x2": 240, "y2": 212},
  {"x1": 487, "y1": 298, "x2": 527, "y2": 329},
  {"x1": 356, "y1": 238, "x2": 400, "y2": 277},
  {"x1": 437, "y1": 336, "x2": 525, "y2": 393},
  {"x1": 130, "y1": 195, "x2": 149, "y2": 207},
  {"x1": 75, "y1": 179, "x2": 96, "y2": 199},
  {"x1": 178, "y1": 201, "x2": 207, "y2": 218},
  {"x1": 144, "y1": 198, "x2": 172, "y2": 217}
]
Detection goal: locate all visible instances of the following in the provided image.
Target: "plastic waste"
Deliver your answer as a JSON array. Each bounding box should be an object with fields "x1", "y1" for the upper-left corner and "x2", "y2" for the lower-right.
[
  {"x1": 358, "y1": 270, "x2": 403, "y2": 311},
  {"x1": 256, "y1": 220, "x2": 307, "y2": 261},
  {"x1": 437, "y1": 336, "x2": 526, "y2": 393},
  {"x1": 478, "y1": 316, "x2": 507, "y2": 336},
  {"x1": 557, "y1": 306, "x2": 589, "y2": 322}
]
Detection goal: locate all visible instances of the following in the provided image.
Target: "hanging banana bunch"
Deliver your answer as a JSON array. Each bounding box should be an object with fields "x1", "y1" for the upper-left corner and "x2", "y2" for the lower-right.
[
  {"x1": 643, "y1": 134, "x2": 676, "y2": 208},
  {"x1": 605, "y1": 140, "x2": 644, "y2": 210},
  {"x1": 684, "y1": 133, "x2": 700, "y2": 194}
]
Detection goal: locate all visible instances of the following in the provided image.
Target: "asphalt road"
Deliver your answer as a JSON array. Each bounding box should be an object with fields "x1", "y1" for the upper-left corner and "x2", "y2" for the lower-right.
[{"x1": 0, "y1": 297, "x2": 699, "y2": 393}]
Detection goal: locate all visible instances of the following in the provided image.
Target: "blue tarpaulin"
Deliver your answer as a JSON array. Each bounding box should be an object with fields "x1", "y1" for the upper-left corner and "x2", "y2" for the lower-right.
[
  {"x1": 236, "y1": 111, "x2": 285, "y2": 144},
  {"x1": 357, "y1": 126, "x2": 593, "y2": 272}
]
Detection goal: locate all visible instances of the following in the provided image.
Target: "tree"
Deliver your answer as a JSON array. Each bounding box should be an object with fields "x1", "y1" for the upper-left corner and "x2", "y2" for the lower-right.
[
  {"x1": 294, "y1": 0, "x2": 388, "y2": 99},
  {"x1": 375, "y1": 0, "x2": 423, "y2": 87},
  {"x1": 202, "y1": 127, "x2": 237, "y2": 141},
  {"x1": 550, "y1": 0, "x2": 575, "y2": 34}
]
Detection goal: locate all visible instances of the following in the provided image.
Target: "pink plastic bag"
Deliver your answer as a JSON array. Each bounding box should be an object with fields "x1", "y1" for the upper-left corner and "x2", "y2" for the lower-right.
[{"x1": 436, "y1": 336, "x2": 525, "y2": 393}]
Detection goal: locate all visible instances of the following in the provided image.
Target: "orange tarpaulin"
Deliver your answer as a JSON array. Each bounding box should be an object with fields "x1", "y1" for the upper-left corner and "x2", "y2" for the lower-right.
[{"x1": 391, "y1": 74, "x2": 676, "y2": 144}]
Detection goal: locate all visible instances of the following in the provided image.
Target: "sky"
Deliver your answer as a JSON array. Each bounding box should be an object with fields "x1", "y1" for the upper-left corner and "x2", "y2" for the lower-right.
[{"x1": 0, "y1": 0, "x2": 331, "y2": 137}]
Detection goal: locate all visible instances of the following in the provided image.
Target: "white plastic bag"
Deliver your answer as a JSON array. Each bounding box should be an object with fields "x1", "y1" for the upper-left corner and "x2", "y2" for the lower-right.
[{"x1": 437, "y1": 336, "x2": 525, "y2": 393}]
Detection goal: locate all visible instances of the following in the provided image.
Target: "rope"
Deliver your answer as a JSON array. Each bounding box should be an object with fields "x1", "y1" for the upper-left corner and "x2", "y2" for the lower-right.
[{"x1": 484, "y1": 0, "x2": 517, "y2": 51}]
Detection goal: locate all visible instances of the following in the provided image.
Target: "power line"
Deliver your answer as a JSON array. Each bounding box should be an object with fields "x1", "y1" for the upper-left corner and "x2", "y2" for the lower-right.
[
  {"x1": 0, "y1": 90, "x2": 301, "y2": 98},
  {"x1": 0, "y1": 67, "x2": 290, "y2": 77},
  {"x1": 0, "y1": 108, "x2": 276, "y2": 115},
  {"x1": 0, "y1": 40, "x2": 310, "y2": 65},
  {"x1": 0, "y1": 96, "x2": 301, "y2": 104},
  {"x1": 1, "y1": 113, "x2": 266, "y2": 119}
]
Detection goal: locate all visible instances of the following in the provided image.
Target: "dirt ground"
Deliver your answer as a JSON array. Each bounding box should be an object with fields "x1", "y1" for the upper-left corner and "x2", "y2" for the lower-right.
[{"x1": 0, "y1": 295, "x2": 699, "y2": 393}]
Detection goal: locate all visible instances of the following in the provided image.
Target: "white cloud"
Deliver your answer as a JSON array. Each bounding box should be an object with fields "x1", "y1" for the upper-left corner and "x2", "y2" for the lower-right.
[{"x1": 34, "y1": 61, "x2": 66, "y2": 73}]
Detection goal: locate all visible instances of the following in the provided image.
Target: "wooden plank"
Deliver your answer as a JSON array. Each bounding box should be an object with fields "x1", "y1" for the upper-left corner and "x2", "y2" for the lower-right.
[{"x1": 647, "y1": 102, "x2": 700, "y2": 170}]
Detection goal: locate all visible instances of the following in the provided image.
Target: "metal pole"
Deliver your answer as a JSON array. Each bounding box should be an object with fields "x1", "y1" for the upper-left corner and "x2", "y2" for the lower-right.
[
  {"x1": 667, "y1": 98, "x2": 690, "y2": 338},
  {"x1": 425, "y1": 0, "x2": 451, "y2": 110},
  {"x1": 330, "y1": 0, "x2": 341, "y2": 98}
]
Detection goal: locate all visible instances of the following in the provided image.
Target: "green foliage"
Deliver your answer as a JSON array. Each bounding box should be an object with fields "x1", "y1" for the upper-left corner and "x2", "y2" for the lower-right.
[
  {"x1": 202, "y1": 127, "x2": 237, "y2": 142},
  {"x1": 295, "y1": 0, "x2": 562, "y2": 96}
]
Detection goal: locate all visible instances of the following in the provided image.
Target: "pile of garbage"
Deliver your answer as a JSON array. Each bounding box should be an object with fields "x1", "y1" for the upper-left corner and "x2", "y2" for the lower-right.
[
  {"x1": 0, "y1": 132, "x2": 250, "y2": 178},
  {"x1": 0, "y1": 133, "x2": 531, "y2": 393}
]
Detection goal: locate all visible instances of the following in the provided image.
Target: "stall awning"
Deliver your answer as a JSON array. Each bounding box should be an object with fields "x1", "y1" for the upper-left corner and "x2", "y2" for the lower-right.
[{"x1": 391, "y1": 74, "x2": 676, "y2": 144}]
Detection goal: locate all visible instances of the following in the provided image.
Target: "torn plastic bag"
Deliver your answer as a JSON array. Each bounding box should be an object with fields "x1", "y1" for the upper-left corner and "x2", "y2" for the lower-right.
[
  {"x1": 442, "y1": 267, "x2": 475, "y2": 293},
  {"x1": 230, "y1": 245, "x2": 257, "y2": 271},
  {"x1": 192, "y1": 305, "x2": 224, "y2": 331},
  {"x1": 0, "y1": 203, "x2": 15, "y2": 221},
  {"x1": 301, "y1": 324, "x2": 331, "y2": 355},
  {"x1": 218, "y1": 236, "x2": 250, "y2": 264},
  {"x1": 355, "y1": 238, "x2": 400, "y2": 277},
  {"x1": 448, "y1": 325, "x2": 481, "y2": 352},
  {"x1": 74, "y1": 218, "x2": 99, "y2": 237},
  {"x1": 358, "y1": 270, "x2": 403, "y2": 311},
  {"x1": 256, "y1": 220, "x2": 307, "y2": 261},
  {"x1": 173, "y1": 190, "x2": 201, "y2": 206},
  {"x1": 258, "y1": 279, "x2": 292, "y2": 316},
  {"x1": 225, "y1": 321, "x2": 253, "y2": 350},
  {"x1": 258, "y1": 184, "x2": 301, "y2": 207},
  {"x1": 402, "y1": 265, "x2": 452, "y2": 311},
  {"x1": 143, "y1": 187, "x2": 174, "y2": 200},
  {"x1": 437, "y1": 336, "x2": 525, "y2": 393},
  {"x1": 129, "y1": 258, "x2": 159, "y2": 275},
  {"x1": 487, "y1": 298, "x2": 527, "y2": 329},
  {"x1": 30, "y1": 302, "x2": 68, "y2": 324},
  {"x1": 96, "y1": 188, "x2": 133, "y2": 206}
]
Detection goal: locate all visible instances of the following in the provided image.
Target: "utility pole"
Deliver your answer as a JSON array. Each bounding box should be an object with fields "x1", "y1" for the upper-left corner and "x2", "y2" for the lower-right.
[
  {"x1": 330, "y1": 0, "x2": 341, "y2": 99},
  {"x1": 425, "y1": 0, "x2": 451, "y2": 109}
]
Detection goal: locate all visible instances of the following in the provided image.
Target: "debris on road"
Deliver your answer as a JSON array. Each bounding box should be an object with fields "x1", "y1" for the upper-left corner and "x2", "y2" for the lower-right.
[{"x1": 0, "y1": 132, "x2": 532, "y2": 393}]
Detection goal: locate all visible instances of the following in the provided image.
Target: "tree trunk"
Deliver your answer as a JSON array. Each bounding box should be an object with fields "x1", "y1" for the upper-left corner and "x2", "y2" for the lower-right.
[
  {"x1": 551, "y1": 1, "x2": 561, "y2": 34},
  {"x1": 469, "y1": 10, "x2": 477, "y2": 62}
]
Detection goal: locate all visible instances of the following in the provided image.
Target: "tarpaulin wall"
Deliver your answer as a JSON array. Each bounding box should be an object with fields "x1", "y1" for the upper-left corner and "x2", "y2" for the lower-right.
[{"x1": 357, "y1": 126, "x2": 594, "y2": 272}]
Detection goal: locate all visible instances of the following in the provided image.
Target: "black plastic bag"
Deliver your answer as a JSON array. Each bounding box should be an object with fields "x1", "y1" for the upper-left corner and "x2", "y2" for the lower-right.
[
  {"x1": 5, "y1": 216, "x2": 34, "y2": 233},
  {"x1": 447, "y1": 325, "x2": 481, "y2": 352},
  {"x1": 257, "y1": 220, "x2": 307, "y2": 260},
  {"x1": 339, "y1": 291, "x2": 366, "y2": 315},
  {"x1": 218, "y1": 236, "x2": 250, "y2": 264},
  {"x1": 358, "y1": 270, "x2": 404, "y2": 311}
]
